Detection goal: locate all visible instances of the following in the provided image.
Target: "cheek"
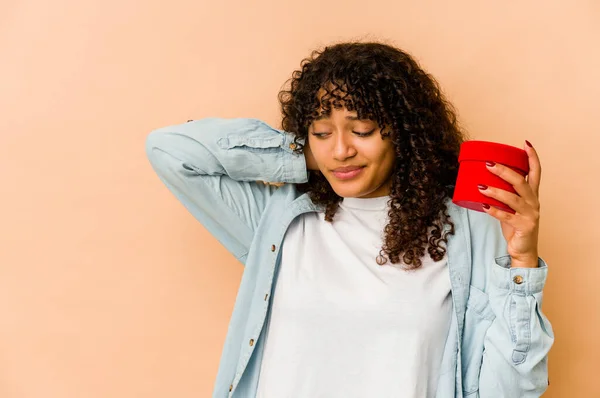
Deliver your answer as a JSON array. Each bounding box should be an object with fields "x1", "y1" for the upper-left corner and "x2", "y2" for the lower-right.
[
  {"x1": 308, "y1": 140, "x2": 329, "y2": 164},
  {"x1": 372, "y1": 146, "x2": 396, "y2": 174},
  {"x1": 364, "y1": 143, "x2": 394, "y2": 163}
]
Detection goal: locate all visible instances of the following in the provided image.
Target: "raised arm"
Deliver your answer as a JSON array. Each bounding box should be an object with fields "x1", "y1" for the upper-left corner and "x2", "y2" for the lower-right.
[{"x1": 146, "y1": 118, "x2": 308, "y2": 264}]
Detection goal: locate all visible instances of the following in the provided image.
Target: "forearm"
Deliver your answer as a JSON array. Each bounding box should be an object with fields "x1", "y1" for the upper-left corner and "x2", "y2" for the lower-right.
[
  {"x1": 478, "y1": 257, "x2": 554, "y2": 397},
  {"x1": 147, "y1": 118, "x2": 309, "y2": 184}
]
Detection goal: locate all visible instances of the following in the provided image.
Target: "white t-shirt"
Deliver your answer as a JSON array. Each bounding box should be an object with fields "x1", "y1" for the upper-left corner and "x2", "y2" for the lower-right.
[{"x1": 256, "y1": 195, "x2": 452, "y2": 398}]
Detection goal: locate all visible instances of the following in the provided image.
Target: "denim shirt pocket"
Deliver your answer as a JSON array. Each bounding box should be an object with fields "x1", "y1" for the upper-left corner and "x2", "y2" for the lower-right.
[{"x1": 462, "y1": 285, "x2": 496, "y2": 395}]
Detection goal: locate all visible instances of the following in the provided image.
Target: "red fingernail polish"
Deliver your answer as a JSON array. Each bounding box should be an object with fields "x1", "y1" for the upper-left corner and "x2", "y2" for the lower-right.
[
  {"x1": 526, "y1": 140, "x2": 533, "y2": 148},
  {"x1": 486, "y1": 161, "x2": 496, "y2": 167},
  {"x1": 482, "y1": 203, "x2": 490, "y2": 210},
  {"x1": 478, "y1": 184, "x2": 488, "y2": 190}
]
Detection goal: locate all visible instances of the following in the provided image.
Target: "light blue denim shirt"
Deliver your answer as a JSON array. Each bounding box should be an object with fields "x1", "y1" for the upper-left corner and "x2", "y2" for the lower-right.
[{"x1": 146, "y1": 118, "x2": 554, "y2": 398}]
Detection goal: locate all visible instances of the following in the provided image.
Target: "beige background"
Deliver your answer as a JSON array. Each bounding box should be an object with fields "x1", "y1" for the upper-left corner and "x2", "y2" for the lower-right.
[{"x1": 0, "y1": 0, "x2": 597, "y2": 396}]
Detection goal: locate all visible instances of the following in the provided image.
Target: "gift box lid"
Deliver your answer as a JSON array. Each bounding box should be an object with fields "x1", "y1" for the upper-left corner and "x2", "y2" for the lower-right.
[{"x1": 458, "y1": 140, "x2": 529, "y2": 174}]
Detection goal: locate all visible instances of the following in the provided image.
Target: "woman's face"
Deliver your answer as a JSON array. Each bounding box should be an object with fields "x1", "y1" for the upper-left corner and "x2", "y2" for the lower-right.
[{"x1": 308, "y1": 106, "x2": 396, "y2": 198}]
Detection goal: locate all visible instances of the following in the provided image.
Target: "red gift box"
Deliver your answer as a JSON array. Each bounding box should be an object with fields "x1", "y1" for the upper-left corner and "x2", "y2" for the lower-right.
[{"x1": 452, "y1": 140, "x2": 529, "y2": 214}]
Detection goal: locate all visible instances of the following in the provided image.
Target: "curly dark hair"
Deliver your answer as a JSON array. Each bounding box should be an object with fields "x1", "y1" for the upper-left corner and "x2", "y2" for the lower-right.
[
  {"x1": 279, "y1": 42, "x2": 466, "y2": 269},
  {"x1": 278, "y1": 41, "x2": 468, "y2": 269}
]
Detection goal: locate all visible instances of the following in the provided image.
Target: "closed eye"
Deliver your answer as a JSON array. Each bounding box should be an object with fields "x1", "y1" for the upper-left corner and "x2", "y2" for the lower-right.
[
  {"x1": 312, "y1": 129, "x2": 376, "y2": 139},
  {"x1": 353, "y1": 129, "x2": 376, "y2": 137}
]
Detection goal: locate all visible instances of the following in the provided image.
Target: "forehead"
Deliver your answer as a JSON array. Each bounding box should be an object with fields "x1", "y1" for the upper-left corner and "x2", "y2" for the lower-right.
[
  {"x1": 316, "y1": 85, "x2": 354, "y2": 105},
  {"x1": 312, "y1": 107, "x2": 376, "y2": 125},
  {"x1": 313, "y1": 84, "x2": 375, "y2": 122},
  {"x1": 314, "y1": 112, "x2": 361, "y2": 122}
]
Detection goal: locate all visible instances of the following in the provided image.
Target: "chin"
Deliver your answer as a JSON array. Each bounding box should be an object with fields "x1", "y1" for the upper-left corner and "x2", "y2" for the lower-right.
[{"x1": 329, "y1": 182, "x2": 368, "y2": 198}]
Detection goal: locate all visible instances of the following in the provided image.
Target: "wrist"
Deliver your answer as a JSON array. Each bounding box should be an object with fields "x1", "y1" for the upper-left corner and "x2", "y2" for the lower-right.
[{"x1": 510, "y1": 254, "x2": 539, "y2": 268}]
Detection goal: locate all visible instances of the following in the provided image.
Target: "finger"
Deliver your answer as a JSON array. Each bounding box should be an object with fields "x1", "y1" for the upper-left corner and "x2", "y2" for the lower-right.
[
  {"x1": 258, "y1": 181, "x2": 285, "y2": 187},
  {"x1": 524, "y1": 140, "x2": 542, "y2": 198},
  {"x1": 481, "y1": 202, "x2": 538, "y2": 234},
  {"x1": 478, "y1": 184, "x2": 533, "y2": 216},
  {"x1": 485, "y1": 162, "x2": 537, "y2": 204},
  {"x1": 481, "y1": 202, "x2": 517, "y2": 224}
]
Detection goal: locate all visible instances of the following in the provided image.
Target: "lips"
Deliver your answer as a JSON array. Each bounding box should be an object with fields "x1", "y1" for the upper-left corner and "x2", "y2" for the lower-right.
[
  {"x1": 332, "y1": 166, "x2": 365, "y2": 180},
  {"x1": 333, "y1": 166, "x2": 363, "y2": 173}
]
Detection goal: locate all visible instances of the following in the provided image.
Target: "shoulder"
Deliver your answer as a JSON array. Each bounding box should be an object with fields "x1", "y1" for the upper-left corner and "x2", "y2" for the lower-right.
[
  {"x1": 446, "y1": 200, "x2": 505, "y2": 253},
  {"x1": 467, "y1": 208, "x2": 509, "y2": 292},
  {"x1": 446, "y1": 201, "x2": 508, "y2": 287},
  {"x1": 464, "y1": 207, "x2": 507, "y2": 258}
]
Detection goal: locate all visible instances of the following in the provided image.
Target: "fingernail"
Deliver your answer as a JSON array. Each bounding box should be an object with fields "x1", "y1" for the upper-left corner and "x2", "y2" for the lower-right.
[
  {"x1": 478, "y1": 184, "x2": 488, "y2": 190},
  {"x1": 525, "y1": 140, "x2": 533, "y2": 148},
  {"x1": 482, "y1": 203, "x2": 490, "y2": 210},
  {"x1": 486, "y1": 161, "x2": 496, "y2": 167}
]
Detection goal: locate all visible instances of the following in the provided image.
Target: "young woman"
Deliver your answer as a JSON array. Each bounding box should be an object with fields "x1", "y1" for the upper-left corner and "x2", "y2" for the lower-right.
[{"x1": 146, "y1": 42, "x2": 553, "y2": 398}]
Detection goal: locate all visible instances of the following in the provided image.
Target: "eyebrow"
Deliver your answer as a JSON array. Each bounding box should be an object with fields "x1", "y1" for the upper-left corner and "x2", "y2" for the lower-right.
[{"x1": 314, "y1": 114, "x2": 362, "y2": 121}]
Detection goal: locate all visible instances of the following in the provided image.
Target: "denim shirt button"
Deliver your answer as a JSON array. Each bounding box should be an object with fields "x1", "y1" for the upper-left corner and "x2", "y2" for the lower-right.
[
  {"x1": 513, "y1": 275, "x2": 524, "y2": 285},
  {"x1": 249, "y1": 339, "x2": 255, "y2": 346},
  {"x1": 289, "y1": 143, "x2": 297, "y2": 150},
  {"x1": 271, "y1": 245, "x2": 276, "y2": 252}
]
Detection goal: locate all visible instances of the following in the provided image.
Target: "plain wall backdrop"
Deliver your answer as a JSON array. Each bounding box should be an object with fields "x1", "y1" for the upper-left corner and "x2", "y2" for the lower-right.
[{"x1": 1, "y1": 0, "x2": 598, "y2": 396}]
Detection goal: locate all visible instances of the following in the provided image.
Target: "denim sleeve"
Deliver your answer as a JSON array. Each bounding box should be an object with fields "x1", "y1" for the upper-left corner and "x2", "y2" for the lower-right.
[
  {"x1": 477, "y1": 251, "x2": 554, "y2": 396},
  {"x1": 468, "y1": 211, "x2": 554, "y2": 398},
  {"x1": 465, "y1": 209, "x2": 554, "y2": 397},
  {"x1": 145, "y1": 118, "x2": 308, "y2": 264}
]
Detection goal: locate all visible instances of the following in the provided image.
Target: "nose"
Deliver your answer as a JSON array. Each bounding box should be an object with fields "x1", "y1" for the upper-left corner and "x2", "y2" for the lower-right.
[{"x1": 332, "y1": 131, "x2": 357, "y2": 161}]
